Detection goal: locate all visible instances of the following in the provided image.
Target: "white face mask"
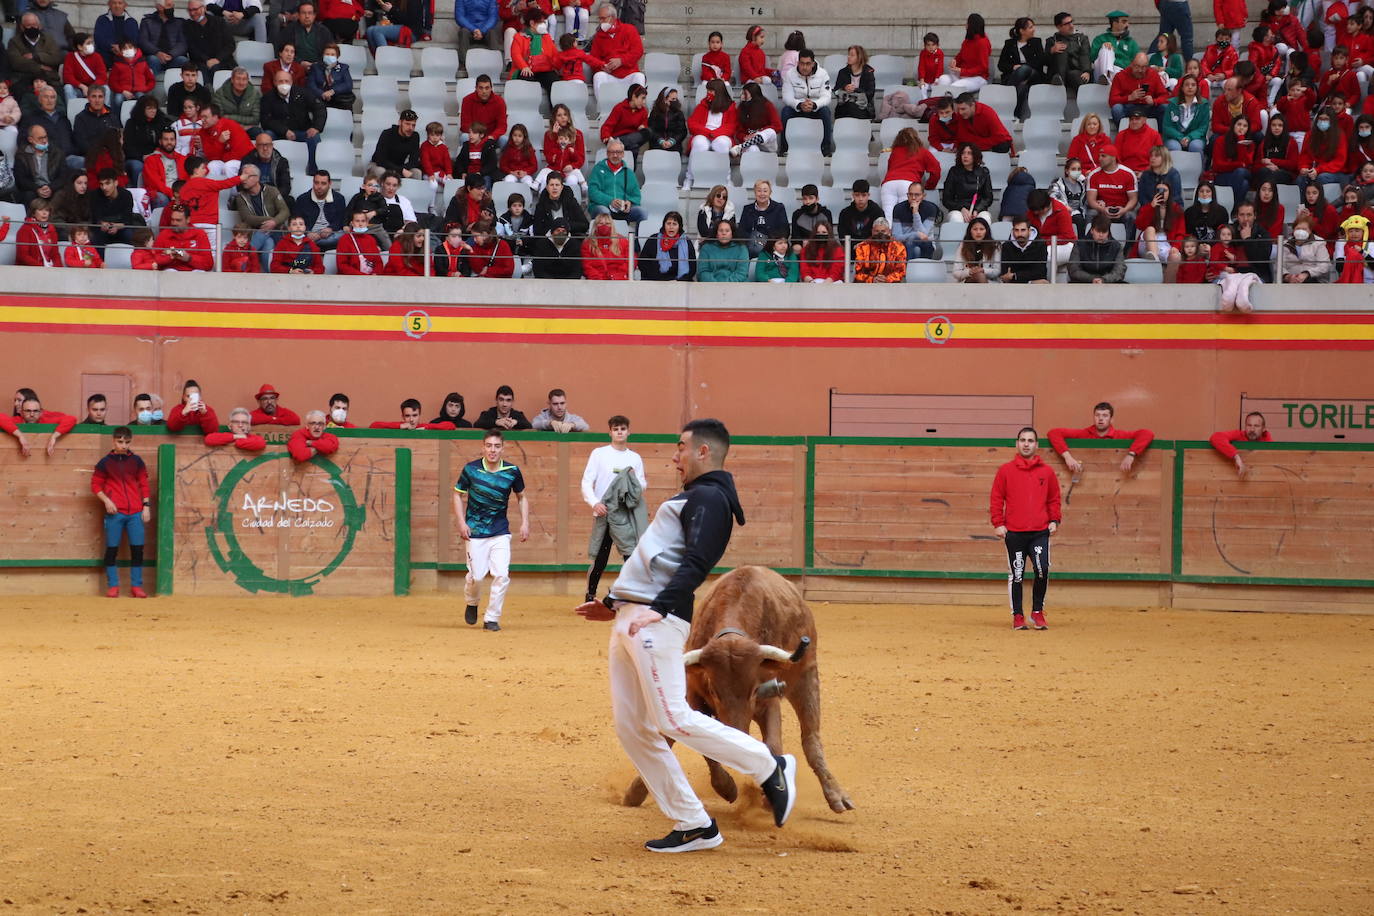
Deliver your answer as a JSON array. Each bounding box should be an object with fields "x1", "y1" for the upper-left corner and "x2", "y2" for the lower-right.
[
  {"x1": 331, "y1": 407, "x2": 347, "y2": 423},
  {"x1": 1293, "y1": 228, "x2": 1310, "y2": 241},
  {"x1": 323, "y1": 54, "x2": 337, "y2": 65},
  {"x1": 1067, "y1": 169, "x2": 1081, "y2": 180},
  {"x1": 81, "y1": 43, "x2": 94, "y2": 55},
  {"x1": 277, "y1": 84, "x2": 291, "y2": 96},
  {"x1": 534, "y1": 22, "x2": 548, "y2": 33},
  {"x1": 352, "y1": 225, "x2": 368, "y2": 233},
  {"x1": 599, "y1": 20, "x2": 612, "y2": 31},
  {"x1": 291, "y1": 231, "x2": 305, "y2": 239},
  {"x1": 122, "y1": 48, "x2": 136, "y2": 58}
]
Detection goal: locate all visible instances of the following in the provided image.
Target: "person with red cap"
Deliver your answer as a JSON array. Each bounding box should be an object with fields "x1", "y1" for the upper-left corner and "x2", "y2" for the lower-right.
[
  {"x1": 1209, "y1": 411, "x2": 1272, "y2": 477},
  {"x1": 204, "y1": 407, "x2": 268, "y2": 451},
  {"x1": 990, "y1": 426, "x2": 1061, "y2": 631},
  {"x1": 250, "y1": 383, "x2": 302, "y2": 426},
  {"x1": 288, "y1": 411, "x2": 341, "y2": 462},
  {"x1": 1048, "y1": 401, "x2": 1155, "y2": 474},
  {"x1": 1084, "y1": 144, "x2": 1138, "y2": 224}
]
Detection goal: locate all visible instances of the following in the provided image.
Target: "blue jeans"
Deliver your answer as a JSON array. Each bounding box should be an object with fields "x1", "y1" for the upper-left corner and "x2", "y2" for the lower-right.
[
  {"x1": 103, "y1": 511, "x2": 145, "y2": 588},
  {"x1": 366, "y1": 23, "x2": 402, "y2": 51},
  {"x1": 781, "y1": 105, "x2": 834, "y2": 154},
  {"x1": 250, "y1": 228, "x2": 276, "y2": 270},
  {"x1": 591, "y1": 204, "x2": 648, "y2": 225},
  {"x1": 146, "y1": 53, "x2": 190, "y2": 75},
  {"x1": 1156, "y1": 0, "x2": 1195, "y2": 60},
  {"x1": 1165, "y1": 138, "x2": 1205, "y2": 153},
  {"x1": 1215, "y1": 168, "x2": 1251, "y2": 199},
  {"x1": 1299, "y1": 171, "x2": 1350, "y2": 192}
]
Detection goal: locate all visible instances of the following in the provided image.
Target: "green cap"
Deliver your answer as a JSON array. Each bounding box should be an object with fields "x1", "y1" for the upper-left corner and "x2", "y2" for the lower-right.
[{"x1": 1106, "y1": 10, "x2": 1129, "y2": 18}]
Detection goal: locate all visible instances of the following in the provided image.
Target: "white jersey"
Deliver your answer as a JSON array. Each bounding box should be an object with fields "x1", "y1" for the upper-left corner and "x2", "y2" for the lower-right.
[{"x1": 580, "y1": 444, "x2": 647, "y2": 507}]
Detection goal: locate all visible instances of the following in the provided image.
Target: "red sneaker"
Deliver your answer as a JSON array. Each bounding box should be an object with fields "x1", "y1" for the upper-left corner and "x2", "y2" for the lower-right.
[
  {"x1": 1030, "y1": 610, "x2": 1048, "y2": 630},
  {"x1": 1012, "y1": 613, "x2": 1028, "y2": 630},
  {"x1": 106, "y1": 587, "x2": 120, "y2": 598},
  {"x1": 130, "y1": 587, "x2": 148, "y2": 598}
]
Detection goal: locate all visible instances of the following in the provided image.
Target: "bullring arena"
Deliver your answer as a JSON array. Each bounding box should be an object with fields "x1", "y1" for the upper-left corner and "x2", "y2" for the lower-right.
[{"x1": 4, "y1": 0, "x2": 1374, "y2": 909}]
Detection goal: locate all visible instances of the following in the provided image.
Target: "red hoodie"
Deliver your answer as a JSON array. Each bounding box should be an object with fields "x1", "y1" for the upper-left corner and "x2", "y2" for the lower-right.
[
  {"x1": 90, "y1": 450, "x2": 149, "y2": 515},
  {"x1": 542, "y1": 128, "x2": 586, "y2": 171},
  {"x1": 63, "y1": 49, "x2": 109, "y2": 92},
  {"x1": 687, "y1": 99, "x2": 738, "y2": 141},
  {"x1": 166, "y1": 402, "x2": 219, "y2": 435},
  {"x1": 287, "y1": 427, "x2": 340, "y2": 461},
  {"x1": 1208, "y1": 428, "x2": 1273, "y2": 459},
  {"x1": 108, "y1": 51, "x2": 155, "y2": 96},
  {"x1": 460, "y1": 92, "x2": 508, "y2": 140},
  {"x1": 1048, "y1": 424, "x2": 1155, "y2": 457},
  {"x1": 0, "y1": 410, "x2": 77, "y2": 436},
  {"x1": 953, "y1": 102, "x2": 1013, "y2": 152},
  {"x1": 251, "y1": 406, "x2": 302, "y2": 426},
  {"x1": 989, "y1": 454, "x2": 1063, "y2": 532}
]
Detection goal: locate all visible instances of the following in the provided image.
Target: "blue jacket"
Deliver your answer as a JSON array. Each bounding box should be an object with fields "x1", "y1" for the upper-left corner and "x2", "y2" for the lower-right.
[
  {"x1": 308, "y1": 60, "x2": 354, "y2": 99},
  {"x1": 454, "y1": 0, "x2": 498, "y2": 33},
  {"x1": 93, "y1": 12, "x2": 141, "y2": 64},
  {"x1": 293, "y1": 189, "x2": 348, "y2": 232}
]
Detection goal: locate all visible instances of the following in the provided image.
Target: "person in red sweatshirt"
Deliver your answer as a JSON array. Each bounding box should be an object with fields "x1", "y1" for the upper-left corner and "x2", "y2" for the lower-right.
[
  {"x1": 204, "y1": 407, "x2": 267, "y2": 451},
  {"x1": 288, "y1": 411, "x2": 341, "y2": 461},
  {"x1": 589, "y1": 3, "x2": 644, "y2": 90},
  {"x1": 16, "y1": 200, "x2": 60, "y2": 268},
  {"x1": 699, "y1": 30, "x2": 730, "y2": 82},
  {"x1": 91, "y1": 426, "x2": 151, "y2": 598},
  {"x1": 952, "y1": 93, "x2": 1013, "y2": 153},
  {"x1": 1200, "y1": 28, "x2": 1239, "y2": 89},
  {"x1": 1109, "y1": 52, "x2": 1170, "y2": 122},
  {"x1": 420, "y1": 121, "x2": 452, "y2": 182},
  {"x1": 63, "y1": 225, "x2": 104, "y2": 268},
  {"x1": 1210, "y1": 411, "x2": 1273, "y2": 476},
  {"x1": 555, "y1": 32, "x2": 604, "y2": 82},
  {"x1": 1, "y1": 394, "x2": 77, "y2": 457},
  {"x1": 63, "y1": 35, "x2": 109, "y2": 102},
  {"x1": 460, "y1": 75, "x2": 508, "y2": 141},
  {"x1": 331, "y1": 209, "x2": 381, "y2": 274},
  {"x1": 1209, "y1": 77, "x2": 1263, "y2": 136},
  {"x1": 989, "y1": 427, "x2": 1062, "y2": 631},
  {"x1": 251, "y1": 383, "x2": 302, "y2": 426},
  {"x1": 142, "y1": 129, "x2": 187, "y2": 208},
  {"x1": 270, "y1": 215, "x2": 325, "y2": 273},
  {"x1": 166, "y1": 378, "x2": 220, "y2": 435},
  {"x1": 109, "y1": 41, "x2": 156, "y2": 99},
  {"x1": 1113, "y1": 108, "x2": 1164, "y2": 172},
  {"x1": 1316, "y1": 46, "x2": 1361, "y2": 106},
  {"x1": 178, "y1": 157, "x2": 242, "y2": 226},
  {"x1": 464, "y1": 221, "x2": 516, "y2": 277},
  {"x1": 153, "y1": 206, "x2": 215, "y2": 271},
  {"x1": 130, "y1": 228, "x2": 159, "y2": 270},
  {"x1": 222, "y1": 225, "x2": 259, "y2": 272},
  {"x1": 369, "y1": 398, "x2": 457, "y2": 430},
  {"x1": 199, "y1": 105, "x2": 255, "y2": 177},
  {"x1": 1048, "y1": 402, "x2": 1155, "y2": 474},
  {"x1": 600, "y1": 83, "x2": 649, "y2": 150}
]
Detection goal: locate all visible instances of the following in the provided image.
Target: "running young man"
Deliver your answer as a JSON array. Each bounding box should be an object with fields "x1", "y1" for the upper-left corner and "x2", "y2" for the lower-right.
[
  {"x1": 91, "y1": 426, "x2": 151, "y2": 598},
  {"x1": 990, "y1": 427, "x2": 1062, "y2": 631},
  {"x1": 576, "y1": 418, "x2": 797, "y2": 853},
  {"x1": 580, "y1": 414, "x2": 648, "y2": 602},
  {"x1": 453, "y1": 429, "x2": 529, "y2": 632}
]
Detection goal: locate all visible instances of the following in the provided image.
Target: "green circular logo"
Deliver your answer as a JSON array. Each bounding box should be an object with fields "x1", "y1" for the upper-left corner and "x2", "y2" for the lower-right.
[{"x1": 205, "y1": 452, "x2": 366, "y2": 595}]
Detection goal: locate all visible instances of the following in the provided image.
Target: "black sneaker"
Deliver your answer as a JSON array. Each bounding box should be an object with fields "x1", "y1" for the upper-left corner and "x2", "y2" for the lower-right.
[
  {"x1": 761, "y1": 753, "x2": 797, "y2": 827},
  {"x1": 464, "y1": 604, "x2": 478, "y2": 626},
  {"x1": 483, "y1": 620, "x2": 501, "y2": 632},
  {"x1": 644, "y1": 819, "x2": 723, "y2": 853},
  {"x1": 584, "y1": 592, "x2": 597, "y2": 603}
]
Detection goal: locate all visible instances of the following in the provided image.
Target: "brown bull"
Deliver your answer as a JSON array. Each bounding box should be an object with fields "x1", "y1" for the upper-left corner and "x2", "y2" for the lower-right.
[{"x1": 623, "y1": 565, "x2": 854, "y2": 814}]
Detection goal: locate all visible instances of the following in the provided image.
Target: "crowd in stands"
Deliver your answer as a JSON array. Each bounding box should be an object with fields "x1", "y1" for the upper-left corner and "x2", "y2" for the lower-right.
[{"x1": 2, "y1": 0, "x2": 1374, "y2": 286}]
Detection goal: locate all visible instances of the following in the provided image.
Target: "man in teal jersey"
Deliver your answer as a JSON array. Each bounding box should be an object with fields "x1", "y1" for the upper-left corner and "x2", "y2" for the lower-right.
[{"x1": 453, "y1": 429, "x2": 530, "y2": 631}]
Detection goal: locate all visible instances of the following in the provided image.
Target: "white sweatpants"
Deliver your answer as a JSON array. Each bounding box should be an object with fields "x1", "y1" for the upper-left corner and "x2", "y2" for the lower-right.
[
  {"x1": 607, "y1": 604, "x2": 777, "y2": 831},
  {"x1": 207, "y1": 159, "x2": 241, "y2": 179},
  {"x1": 465, "y1": 534, "x2": 511, "y2": 622}
]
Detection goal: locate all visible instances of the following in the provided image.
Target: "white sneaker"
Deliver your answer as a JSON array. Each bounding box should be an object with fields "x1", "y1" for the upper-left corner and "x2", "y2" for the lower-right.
[
  {"x1": 729, "y1": 144, "x2": 742, "y2": 157},
  {"x1": 680, "y1": 178, "x2": 692, "y2": 192}
]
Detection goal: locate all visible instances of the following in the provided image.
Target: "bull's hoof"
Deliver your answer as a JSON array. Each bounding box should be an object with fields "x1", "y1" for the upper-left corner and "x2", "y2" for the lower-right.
[
  {"x1": 709, "y1": 772, "x2": 739, "y2": 803},
  {"x1": 826, "y1": 789, "x2": 856, "y2": 813},
  {"x1": 622, "y1": 778, "x2": 649, "y2": 808}
]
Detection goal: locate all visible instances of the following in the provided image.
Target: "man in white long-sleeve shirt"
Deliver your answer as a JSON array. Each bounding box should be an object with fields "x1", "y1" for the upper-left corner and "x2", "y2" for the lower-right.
[{"x1": 580, "y1": 414, "x2": 647, "y2": 601}]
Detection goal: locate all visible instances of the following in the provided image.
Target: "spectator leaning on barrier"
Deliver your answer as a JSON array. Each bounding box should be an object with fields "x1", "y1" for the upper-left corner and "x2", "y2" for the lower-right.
[
  {"x1": 288, "y1": 410, "x2": 340, "y2": 462},
  {"x1": 999, "y1": 216, "x2": 1050, "y2": 284},
  {"x1": 91, "y1": 426, "x2": 150, "y2": 599},
  {"x1": 581, "y1": 211, "x2": 631, "y2": 280},
  {"x1": 528, "y1": 216, "x2": 583, "y2": 279},
  {"x1": 531, "y1": 388, "x2": 590, "y2": 433},
  {"x1": 637, "y1": 210, "x2": 695, "y2": 281},
  {"x1": 1048, "y1": 400, "x2": 1155, "y2": 475},
  {"x1": 1210, "y1": 411, "x2": 1272, "y2": 476},
  {"x1": 370, "y1": 398, "x2": 457, "y2": 430},
  {"x1": 131, "y1": 392, "x2": 164, "y2": 425},
  {"x1": 204, "y1": 406, "x2": 268, "y2": 450},
  {"x1": 475, "y1": 385, "x2": 532, "y2": 430},
  {"x1": 166, "y1": 378, "x2": 219, "y2": 434},
  {"x1": 431, "y1": 393, "x2": 473, "y2": 428},
  {"x1": 1, "y1": 394, "x2": 76, "y2": 456}
]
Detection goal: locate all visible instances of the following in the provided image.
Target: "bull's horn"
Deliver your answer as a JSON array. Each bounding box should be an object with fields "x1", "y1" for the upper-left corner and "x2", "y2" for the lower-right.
[
  {"x1": 758, "y1": 645, "x2": 792, "y2": 663},
  {"x1": 682, "y1": 649, "x2": 703, "y2": 665},
  {"x1": 756, "y1": 678, "x2": 786, "y2": 699}
]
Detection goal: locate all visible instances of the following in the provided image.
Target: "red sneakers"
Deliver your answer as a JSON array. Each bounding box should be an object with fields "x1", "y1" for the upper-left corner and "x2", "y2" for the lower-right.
[
  {"x1": 130, "y1": 587, "x2": 148, "y2": 599},
  {"x1": 1030, "y1": 610, "x2": 1048, "y2": 630},
  {"x1": 1012, "y1": 613, "x2": 1028, "y2": 630},
  {"x1": 106, "y1": 587, "x2": 120, "y2": 598}
]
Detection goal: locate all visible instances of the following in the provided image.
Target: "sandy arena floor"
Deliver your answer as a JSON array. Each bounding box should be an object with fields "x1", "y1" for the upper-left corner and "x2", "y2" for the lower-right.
[{"x1": 1, "y1": 594, "x2": 1371, "y2": 915}]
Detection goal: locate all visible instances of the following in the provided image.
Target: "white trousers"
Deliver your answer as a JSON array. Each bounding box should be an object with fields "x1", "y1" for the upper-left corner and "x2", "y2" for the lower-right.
[
  {"x1": 465, "y1": 533, "x2": 511, "y2": 622},
  {"x1": 880, "y1": 178, "x2": 912, "y2": 221},
  {"x1": 1093, "y1": 46, "x2": 1121, "y2": 83},
  {"x1": 607, "y1": 604, "x2": 777, "y2": 830},
  {"x1": 593, "y1": 71, "x2": 647, "y2": 93},
  {"x1": 207, "y1": 159, "x2": 241, "y2": 179}
]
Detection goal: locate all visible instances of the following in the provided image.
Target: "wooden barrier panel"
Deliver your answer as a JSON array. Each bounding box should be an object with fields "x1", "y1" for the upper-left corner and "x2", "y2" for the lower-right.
[{"x1": 1180, "y1": 447, "x2": 1374, "y2": 582}]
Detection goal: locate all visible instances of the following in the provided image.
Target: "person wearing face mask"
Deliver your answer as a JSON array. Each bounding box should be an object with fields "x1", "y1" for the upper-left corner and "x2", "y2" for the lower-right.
[
  {"x1": 1299, "y1": 109, "x2": 1352, "y2": 191},
  {"x1": 131, "y1": 393, "x2": 165, "y2": 427},
  {"x1": 852, "y1": 218, "x2": 908, "y2": 283},
  {"x1": 268, "y1": 214, "x2": 323, "y2": 271},
  {"x1": 109, "y1": 42, "x2": 156, "y2": 103},
  {"x1": 325, "y1": 393, "x2": 355, "y2": 428},
  {"x1": 580, "y1": 211, "x2": 631, "y2": 280},
  {"x1": 185, "y1": 0, "x2": 237, "y2": 81},
  {"x1": 528, "y1": 216, "x2": 584, "y2": 279},
  {"x1": 306, "y1": 42, "x2": 354, "y2": 109},
  {"x1": 7, "y1": 13, "x2": 64, "y2": 92},
  {"x1": 589, "y1": 4, "x2": 646, "y2": 91},
  {"x1": 1185, "y1": 181, "x2": 1230, "y2": 242},
  {"x1": 1281, "y1": 214, "x2": 1332, "y2": 283},
  {"x1": 260, "y1": 72, "x2": 325, "y2": 169},
  {"x1": 1347, "y1": 114, "x2": 1374, "y2": 174},
  {"x1": 645, "y1": 86, "x2": 687, "y2": 153},
  {"x1": 96, "y1": 0, "x2": 144, "y2": 66},
  {"x1": 14, "y1": 124, "x2": 72, "y2": 206},
  {"x1": 61, "y1": 33, "x2": 110, "y2": 103},
  {"x1": 1200, "y1": 27, "x2": 1238, "y2": 89},
  {"x1": 335, "y1": 207, "x2": 384, "y2": 274},
  {"x1": 15, "y1": 198, "x2": 60, "y2": 267},
  {"x1": 1049, "y1": 157, "x2": 1090, "y2": 234},
  {"x1": 137, "y1": 0, "x2": 189, "y2": 76},
  {"x1": 508, "y1": 10, "x2": 558, "y2": 91},
  {"x1": 927, "y1": 97, "x2": 958, "y2": 152}
]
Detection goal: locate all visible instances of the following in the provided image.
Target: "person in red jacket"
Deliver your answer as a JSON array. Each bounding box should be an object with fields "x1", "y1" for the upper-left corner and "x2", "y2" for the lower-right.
[
  {"x1": 1200, "y1": 29, "x2": 1240, "y2": 90},
  {"x1": 952, "y1": 93, "x2": 1013, "y2": 153},
  {"x1": 879, "y1": 126, "x2": 941, "y2": 217},
  {"x1": 177, "y1": 157, "x2": 241, "y2": 226},
  {"x1": 153, "y1": 206, "x2": 214, "y2": 271},
  {"x1": 199, "y1": 105, "x2": 254, "y2": 177},
  {"x1": 420, "y1": 121, "x2": 452, "y2": 183},
  {"x1": 109, "y1": 41, "x2": 156, "y2": 99},
  {"x1": 270, "y1": 215, "x2": 325, "y2": 273},
  {"x1": 204, "y1": 407, "x2": 268, "y2": 451},
  {"x1": 989, "y1": 427, "x2": 1062, "y2": 631},
  {"x1": 1026, "y1": 188, "x2": 1077, "y2": 268},
  {"x1": 91, "y1": 426, "x2": 151, "y2": 598},
  {"x1": 1209, "y1": 78, "x2": 1263, "y2": 136},
  {"x1": 1048, "y1": 402, "x2": 1155, "y2": 474},
  {"x1": 142, "y1": 129, "x2": 187, "y2": 208},
  {"x1": 738, "y1": 25, "x2": 775, "y2": 85},
  {"x1": 464, "y1": 221, "x2": 516, "y2": 277},
  {"x1": 16, "y1": 201, "x2": 60, "y2": 268},
  {"x1": 1300, "y1": 113, "x2": 1351, "y2": 188},
  {"x1": 1109, "y1": 52, "x2": 1170, "y2": 122},
  {"x1": 508, "y1": 10, "x2": 557, "y2": 88},
  {"x1": 498, "y1": 123, "x2": 538, "y2": 184},
  {"x1": 580, "y1": 212, "x2": 629, "y2": 279},
  {"x1": 555, "y1": 32, "x2": 604, "y2": 82},
  {"x1": 949, "y1": 13, "x2": 991, "y2": 91},
  {"x1": 1316, "y1": 46, "x2": 1361, "y2": 105},
  {"x1": 383, "y1": 223, "x2": 429, "y2": 276},
  {"x1": 460, "y1": 75, "x2": 508, "y2": 141},
  {"x1": 1, "y1": 394, "x2": 77, "y2": 457},
  {"x1": 251, "y1": 383, "x2": 301, "y2": 426},
  {"x1": 699, "y1": 30, "x2": 731, "y2": 82},
  {"x1": 1113, "y1": 108, "x2": 1164, "y2": 172},
  {"x1": 63, "y1": 35, "x2": 110, "y2": 102},
  {"x1": 1274, "y1": 79, "x2": 1315, "y2": 145},
  {"x1": 336, "y1": 209, "x2": 385, "y2": 274},
  {"x1": 166, "y1": 378, "x2": 220, "y2": 435},
  {"x1": 369, "y1": 398, "x2": 457, "y2": 430},
  {"x1": 1211, "y1": 113, "x2": 1258, "y2": 199},
  {"x1": 288, "y1": 411, "x2": 341, "y2": 461},
  {"x1": 222, "y1": 226, "x2": 259, "y2": 272},
  {"x1": 130, "y1": 228, "x2": 159, "y2": 270},
  {"x1": 1210, "y1": 411, "x2": 1273, "y2": 476},
  {"x1": 63, "y1": 225, "x2": 104, "y2": 268},
  {"x1": 589, "y1": 3, "x2": 644, "y2": 91},
  {"x1": 601, "y1": 83, "x2": 649, "y2": 151}
]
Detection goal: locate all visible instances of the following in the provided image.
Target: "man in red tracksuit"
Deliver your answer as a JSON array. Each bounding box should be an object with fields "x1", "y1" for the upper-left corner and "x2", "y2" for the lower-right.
[
  {"x1": 1048, "y1": 401, "x2": 1155, "y2": 474},
  {"x1": 288, "y1": 411, "x2": 341, "y2": 462},
  {"x1": 1209, "y1": 411, "x2": 1272, "y2": 477},
  {"x1": 0, "y1": 395, "x2": 78, "y2": 457},
  {"x1": 990, "y1": 427, "x2": 1062, "y2": 631}
]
